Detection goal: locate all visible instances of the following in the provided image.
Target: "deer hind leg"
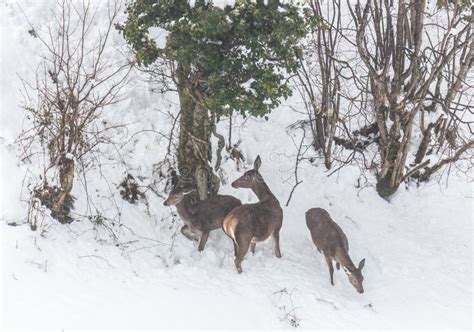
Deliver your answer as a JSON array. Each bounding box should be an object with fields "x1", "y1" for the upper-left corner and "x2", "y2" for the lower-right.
[
  {"x1": 336, "y1": 262, "x2": 340, "y2": 270},
  {"x1": 197, "y1": 229, "x2": 210, "y2": 252},
  {"x1": 272, "y1": 229, "x2": 282, "y2": 258},
  {"x1": 324, "y1": 253, "x2": 335, "y2": 286},
  {"x1": 234, "y1": 237, "x2": 251, "y2": 274}
]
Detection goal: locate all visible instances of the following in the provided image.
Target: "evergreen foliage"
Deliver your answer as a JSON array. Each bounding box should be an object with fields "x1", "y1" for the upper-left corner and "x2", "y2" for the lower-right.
[{"x1": 119, "y1": 0, "x2": 316, "y2": 118}]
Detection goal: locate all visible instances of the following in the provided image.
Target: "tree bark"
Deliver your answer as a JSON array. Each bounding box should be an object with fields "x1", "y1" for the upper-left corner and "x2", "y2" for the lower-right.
[
  {"x1": 51, "y1": 155, "x2": 75, "y2": 223},
  {"x1": 176, "y1": 67, "x2": 218, "y2": 199}
]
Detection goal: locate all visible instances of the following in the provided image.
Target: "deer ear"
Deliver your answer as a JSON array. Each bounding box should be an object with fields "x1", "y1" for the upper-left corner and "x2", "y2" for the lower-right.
[
  {"x1": 358, "y1": 258, "x2": 366, "y2": 270},
  {"x1": 254, "y1": 155, "x2": 262, "y2": 171}
]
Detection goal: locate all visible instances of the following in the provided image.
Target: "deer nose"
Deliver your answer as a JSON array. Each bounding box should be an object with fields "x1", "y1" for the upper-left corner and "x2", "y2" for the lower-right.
[
  {"x1": 358, "y1": 288, "x2": 364, "y2": 294},
  {"x1": 231, "y1": 181, "x2": 238, "y2": 188},
  {"x1": 163, "y1": 200, "x2": 169, "y2": 206}
]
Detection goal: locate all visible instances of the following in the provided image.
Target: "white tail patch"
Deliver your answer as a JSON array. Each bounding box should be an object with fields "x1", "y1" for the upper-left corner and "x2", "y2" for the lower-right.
[
  {"x1": 228, "y1": 226, "x2": 236, "y2": 241},
  {"x1": 223, "y1": 216, "x2": 237, "y2": 241}
]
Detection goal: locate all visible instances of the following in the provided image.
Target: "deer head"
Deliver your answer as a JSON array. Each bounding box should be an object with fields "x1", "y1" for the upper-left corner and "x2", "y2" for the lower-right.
[
  {"x1": 343, "y1": 258, "x2": 365, "y2": 294},
  {"x1": 163, "y1": 178, "x2": 197, "y2": 206},
  {"x1": 231, "y1": 155, "x2": 263, "y2": 189}
]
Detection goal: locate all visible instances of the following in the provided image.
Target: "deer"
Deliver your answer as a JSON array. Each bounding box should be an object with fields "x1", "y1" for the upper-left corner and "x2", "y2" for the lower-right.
[
  {"x1": 163, "y1": 176, "x2": 242, "y2": 252},
  {"x1": 306, "y1": 208, "x2": 365, "y2": 293},
  {"x1": 222, "y1": 155, "x2": 283, "y2": 273}
]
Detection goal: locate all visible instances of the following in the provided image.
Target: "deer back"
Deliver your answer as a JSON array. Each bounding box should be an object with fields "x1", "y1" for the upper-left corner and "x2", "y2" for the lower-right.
[
  {"x1": 164, "y1": 176, "x2": 242, "y2": 231},
  {"x1": 225, "y1": 198, "x2": 282, "y2": 241},
  {"x1": 192, "y1": 195, "x2": 242, "y2": 230},
  {"x1": 306, "y1": 208, "x2": 349, "y2": 256}
]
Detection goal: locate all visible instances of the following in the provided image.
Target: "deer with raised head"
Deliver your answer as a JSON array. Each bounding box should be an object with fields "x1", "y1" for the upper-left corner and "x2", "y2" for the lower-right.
[
  {"x1": 306, "y1": 208, "x2": 366, "y2": 294},
  {"x1": 164, "y1": 176, "x2": 242, "y2": 251},
  {"x1": 222, "y1": 155, "x2": 283, "y2": 273}
]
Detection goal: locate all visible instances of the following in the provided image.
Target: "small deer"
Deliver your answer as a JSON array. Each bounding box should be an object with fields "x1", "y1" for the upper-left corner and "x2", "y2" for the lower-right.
[
  {"x1": 306, "y1": 208, "x2": 366, "y2": 294},
  {"x1": 164, "y1": 178, "x2": 242, "y2": 251},
  {"x1": 222, "y1": 155, "x2": 283, "y2": 273}
]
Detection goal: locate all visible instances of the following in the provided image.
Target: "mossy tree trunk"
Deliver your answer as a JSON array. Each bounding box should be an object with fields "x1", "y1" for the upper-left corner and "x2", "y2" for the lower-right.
[{"x1": 176, "y1": 66, "x2": 219, "y2": 200}]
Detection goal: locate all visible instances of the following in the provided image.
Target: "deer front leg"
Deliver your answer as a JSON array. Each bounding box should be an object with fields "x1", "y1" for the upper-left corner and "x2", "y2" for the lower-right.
[
  {"x1": 181, "y1": 225, "x2": 197, "y2": 241},
  {"x1": 324, "y1": 253, "x2": 335, "y2": 286},
  {"x1": 197, "y1": 230, "x2": 210, "y2": 252},
  {"x1": 250, "y1": 242, "x2": 256, "y2": 255},
  {"x1": 272, "y1": 230, "x2": 282, "y2": 258}
]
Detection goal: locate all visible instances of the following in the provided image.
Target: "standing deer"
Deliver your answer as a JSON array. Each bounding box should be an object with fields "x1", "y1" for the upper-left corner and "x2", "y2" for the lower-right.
[
  {"x1": 306, "y1": 208, "x2": 366, "y2": 294},
  {"x1": 164, "y1": 177, "x2": 241, "y2": 251},
  {"x1": 222, "y1": 155, "x2": 283, "y2": 273}
]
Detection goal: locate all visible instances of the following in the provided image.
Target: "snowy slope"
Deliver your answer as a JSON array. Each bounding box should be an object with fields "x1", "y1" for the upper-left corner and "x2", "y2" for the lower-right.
[{"x1": 1, "y1": 0, "x2": 472, "y2": 329}]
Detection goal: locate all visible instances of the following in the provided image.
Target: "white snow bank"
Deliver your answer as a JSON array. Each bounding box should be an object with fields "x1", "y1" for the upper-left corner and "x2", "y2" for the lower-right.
[{"x1": 1, "y1": 0, "x2": 472, "y2": 330}]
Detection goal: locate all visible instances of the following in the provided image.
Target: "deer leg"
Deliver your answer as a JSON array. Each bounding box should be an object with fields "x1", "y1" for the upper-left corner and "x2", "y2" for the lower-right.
[
  {"x1": 336, "y1": 262, "x2": 340, "y2": 270},
  {"x1": 234, "y1": 238, "x2": 251, "y2": 274},
  {"x1": 197, "y1": 230, "x2": 210, "y2": 252},
  {"x1": 272, "y1": 230, "x2": 282, "y2": 258},
  {"x1": 324, "y1": 253, "x2": 335, "y2": 286},
  {"x1": 250, "y1": 242, "x2": 256, "y2": 255},
  {"x1": 233, "y1": 241, "x2": 238, "y2": 257},
  {"x1": 181, "y1": 225, "x2": 197, "y2": 241}
]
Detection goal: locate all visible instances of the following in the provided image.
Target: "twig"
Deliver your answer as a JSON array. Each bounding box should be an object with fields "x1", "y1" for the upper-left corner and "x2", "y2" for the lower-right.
[
  {"x1": 286, "y1": 125, "x2": 307, "y2": 206},
  {"x1": 78, "y1": 254, "x2": 115, "y2": 268}
]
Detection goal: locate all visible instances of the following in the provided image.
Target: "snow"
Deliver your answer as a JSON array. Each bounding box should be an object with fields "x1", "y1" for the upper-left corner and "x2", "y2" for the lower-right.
[{"x1": 1, "y1": 0, "x2": 472, "y2": 330}]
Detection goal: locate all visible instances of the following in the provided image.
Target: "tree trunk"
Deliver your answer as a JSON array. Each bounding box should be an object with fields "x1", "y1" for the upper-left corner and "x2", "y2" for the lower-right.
[
  {"x1": 414, "y1": 122, "x2": 436, "y2": 164},
  {"x1": 51, "y1": 155, "x2": 75, "y2": 223},
  {"x1": 177, "y1": 68, "x2": 218, "y2": 200},
  {"x1": 376, "y1": 137, "x2": 402, "y2": 199}
]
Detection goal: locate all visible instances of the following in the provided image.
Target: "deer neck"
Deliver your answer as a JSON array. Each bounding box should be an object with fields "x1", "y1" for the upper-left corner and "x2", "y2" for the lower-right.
[
  {"x1": 335, "y1": 246, "x2": 357, "y2": 273},
  {"x1": 252, "y1": 180, "x2": 276, "y2": 202},
  {"x1": 175, "y1": 193, "x2": 199, "y2": 221}
]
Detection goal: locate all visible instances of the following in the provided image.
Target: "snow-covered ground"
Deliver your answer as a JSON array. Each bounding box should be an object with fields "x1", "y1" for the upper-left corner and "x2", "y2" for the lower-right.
[{"x1": 1, "y1": 0, "x2": 472, "y2": 330}]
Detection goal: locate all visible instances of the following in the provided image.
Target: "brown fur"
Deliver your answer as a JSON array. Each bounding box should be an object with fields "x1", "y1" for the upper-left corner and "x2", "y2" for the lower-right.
[
  {"x1": 306, "y1": 208, "x2": 366, "y2": 294},
  {"x1": 164, "y1": 180, "x2": 242, "y2": 251},
  {"x1": 223, "y1": 156, "x2": 283, "y2": 273}
]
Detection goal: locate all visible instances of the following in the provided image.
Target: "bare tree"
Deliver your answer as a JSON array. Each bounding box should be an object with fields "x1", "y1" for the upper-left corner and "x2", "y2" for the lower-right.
[
  {"x1": 296, "y1": 0, "x2": 343, "y2": 170},
  {"x1": 17, "y1": 0, "x2": 132, "y2": 224},
  {"x1": 348, "y1": 0, "x2": 473, "y2": 197}
]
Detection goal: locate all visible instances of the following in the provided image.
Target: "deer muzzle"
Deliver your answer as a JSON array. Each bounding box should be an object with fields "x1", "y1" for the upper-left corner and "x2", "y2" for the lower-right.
[{"x1": 231, "y1": 180, "x2": 242, "y2": 188}]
